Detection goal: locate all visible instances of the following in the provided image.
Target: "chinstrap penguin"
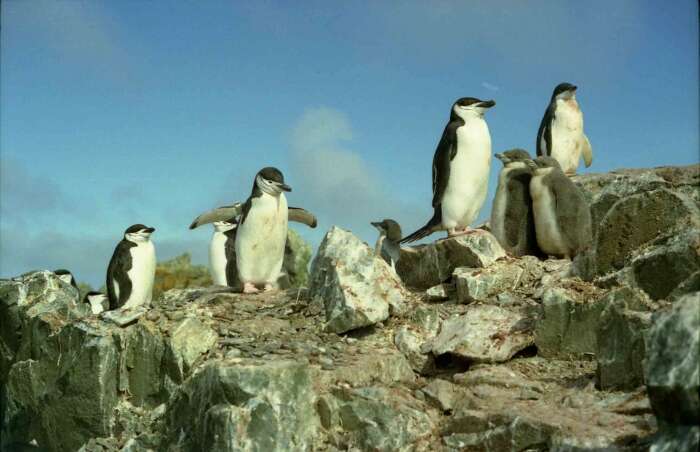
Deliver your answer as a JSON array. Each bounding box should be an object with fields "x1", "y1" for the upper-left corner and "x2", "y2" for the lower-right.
[
  {"x1": 235, "y1": 167, "x2": 291, "y2": 294},
  {"x1": 54, "y1": 269, "x2": 78, "y2": 289},
  {"x1": 83, "y1": 291, "x2": 108, "y2": 315},
  {"x1": 106, "y1": 224, "x2": 157, "y2": 310},
  {"x1": 401, "y1": 97, "x2": 495, "y2": 243},
  {"x1": 371, "y1": 219, "x2": 402, "y2": 272},
  {"x1": 209, "y1": 219, "x2": 239, "y2": 288},
  {"x1": 526, "y1": 157, "x2": 592, "y2": 259},
  {"x1": 536, "y1": 82, "x2": 593, "y2": 176},
  {"x1": 490, "y1": 149, "x2": 540, "y2": 257}
]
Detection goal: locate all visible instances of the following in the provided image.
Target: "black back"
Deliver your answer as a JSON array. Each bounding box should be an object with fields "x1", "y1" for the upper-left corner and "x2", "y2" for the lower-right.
[
  {"x1": 223, "y1": 228, "x2": 239, "y2": 287},
  {"x1": 536, "y1": 104, "x2": 554, "y2": 157},
  {"x1": 106, "y1": 239, "x2": 136, "y2": 310}
]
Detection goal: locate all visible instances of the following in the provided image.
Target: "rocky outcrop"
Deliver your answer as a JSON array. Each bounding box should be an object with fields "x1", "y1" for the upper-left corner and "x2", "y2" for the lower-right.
[
  {"x1": 309, "y1": 226, "x2": 408, "y2": 333},
  {"x1": 396, "y1": 232, "x2": 505, "y2": 290},
  {"x1": 3, "y1": 164, "x2": 698, "y2": 451},
  {"x1": 573, "y1": 164, "x2": 700, "y2": 301}
]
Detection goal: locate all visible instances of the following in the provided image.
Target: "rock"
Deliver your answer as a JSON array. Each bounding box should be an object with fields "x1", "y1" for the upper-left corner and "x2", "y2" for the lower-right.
[
  {"x1": 651, "y1": 423, "x2": 700, "y2": 452},
  {"x1": 645, "y1": 292, "x2": 699, "y2": 425},
  {"x1": 397, "y1": 232, "x2": 506, "y2": 290},
  {"x1": 421, "y1": 379, "x2": 460, "y2": 412},
  {"x1": 425, "y1": 283, "x2": 453, "y2": 301},
  {"x1": 331, "y1": 386, "x2": 436, "y2": 451},
  {"x1": 579, "y1": 188, "x2": 699, "y2": 280},
  {"x1": 309, "y1": 227, "x2": 406, "y2": 333},
  {"x1": 284, "y1": 228, "x2": 313, "y2": 288},
  {"x1": 168, "y1": 317, "x2": 218, "y2": 374},
  {"x1": 596, "y1": 287, "x2": 654, "y2": 390},
  {"x1": 394, "y1": 326, "x2": 435, "y2": 374},
  {"x1": 629, "y1": 227, "x2": 700, "y2": 300},
  {"x1": 164, "y1": 359, "x2": 319, "y2": 451},
  {"x1": 453, "y1": 262, "x2": 524, "y2": 303},
  {"x1": 429, "y1": 305, "x2": 534, "y2": 363},
  {"x1": 453, "y1": 365, "x2": 545, "y2": 394},
  {"x1": 534, "y1": 285, "x2": 606, "y2": 359},
  {"x1": 102, "y1": 306, "x2": 149, "y2": 327}
]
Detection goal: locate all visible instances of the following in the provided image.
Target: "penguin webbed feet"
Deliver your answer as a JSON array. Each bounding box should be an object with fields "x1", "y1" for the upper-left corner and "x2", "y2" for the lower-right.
[{"x1": 242, "y1": 282, "x2": 260, "y2": 294}]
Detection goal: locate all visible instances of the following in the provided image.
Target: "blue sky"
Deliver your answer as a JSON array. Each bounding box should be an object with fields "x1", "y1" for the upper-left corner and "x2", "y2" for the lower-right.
[{"x1": 1, "y1": 0, "x2": 698, "y2": 287}]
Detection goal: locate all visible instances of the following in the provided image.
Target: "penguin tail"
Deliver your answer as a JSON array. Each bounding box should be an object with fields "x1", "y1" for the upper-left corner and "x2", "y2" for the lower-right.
[{"x1": 400, "y1": 210, "x2": 442, "y2": 244}]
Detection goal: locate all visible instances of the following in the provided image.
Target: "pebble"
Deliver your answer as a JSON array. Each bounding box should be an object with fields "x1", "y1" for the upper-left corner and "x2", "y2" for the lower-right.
[
  {"x1": 225, "y1": 348, "x2": 242, "y2": 358},
  {"x1": 319, "y1": 356, "x2": 334, "y2": 370},
  {"x1": 145, "y1": 311, "x2": 160, "y2": 321}
]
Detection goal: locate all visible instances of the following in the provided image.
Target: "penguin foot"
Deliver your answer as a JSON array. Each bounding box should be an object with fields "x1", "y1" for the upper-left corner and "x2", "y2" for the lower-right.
[
  {"x1": 263, "y1": 283, "x2": 275, "y2": 292},
  {"x1": 242, "y1": 282, "x2": 259, "y2": 294}
]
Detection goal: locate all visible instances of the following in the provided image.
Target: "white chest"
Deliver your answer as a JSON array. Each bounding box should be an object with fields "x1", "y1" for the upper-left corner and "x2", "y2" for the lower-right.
[
  {"x1": 530, "y1": 175, "x2": 567, "y2": 255},
  {"x1": 124, "y1": 241, "x2": 156, "y2": 308},
  {"x1": 209, "y1": 231, "x2": 229, "y2": 285},
  {"x1": 235, "y1": 193, "x2": 288, "y2": 284}
]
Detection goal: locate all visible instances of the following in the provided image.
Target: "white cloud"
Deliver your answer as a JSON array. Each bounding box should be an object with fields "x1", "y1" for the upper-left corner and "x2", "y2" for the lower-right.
[{"x1": 481, "y1": 82, "x2": 500, "y2": 92}]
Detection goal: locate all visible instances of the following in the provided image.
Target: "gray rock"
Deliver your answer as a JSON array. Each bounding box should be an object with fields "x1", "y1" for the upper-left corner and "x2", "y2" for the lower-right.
[
  {"x1": 534, "y1": 286, "x2": 605, "y2": 359},
  {"x1": 165, "y1": 359, "x2": 319, "y2": 451},
  {"x1": 651, "y1": 423, "x2": 700, "y2": 452},
  {"x1": 645, "y1": 292, "x2": 699, "y2": 425},
  {"x1": 421, "y1": 379, "x2": 460, "y2": 412},
  {"x1": 430, "y1": 305, "x2": 534, "y2": 363},
  {"x1": 596, "y1": 287, "x2": 653, "y2": 390},
  {"x1": 102, "y1": 306, "x2": 149, "y2": 327},
  {"x1": 309, "y1": 227, "x2": 406, "y2": 333},
  {"x1": 425, "y1": 283, "x2": 453, "y2": 301},
  {"x1": 332, "y1": 386, "x2": 436, "y2": 451},
  {"x1": 453, "y1": 262, "x2": 524, "y2": 303},
  {"x1": 397, "y1": 232, "x2": 506, "y2": 290},
  {"x1": 283, "y1": 228, "x2": 313, "y2": 288},
  {"x1": 168, "y1": 317, "x2": 218, "y2": 374},
  {"x1": 394, "y1": 326, "x2": 435, "y2": 374}
]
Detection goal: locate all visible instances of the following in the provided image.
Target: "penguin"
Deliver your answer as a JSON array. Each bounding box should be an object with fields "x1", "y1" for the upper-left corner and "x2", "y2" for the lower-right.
[
  {"x1": 209, "y1": 219, "x2": 240, "y2": 288},
  {"x1": 371, "y1": 219, "x2": 402, "y2": 272},
  {"x1": 536, "y1": 82, "x2": 593, "y2": 176},
  {"x1": 83, "y1": 291, "x2": 108, "y2": 315},
  {"x1": 54, "y1": 269, "x2": 78, "y2": 289},
  {"x1": 401, "y1": 97, "x2": 495, "y2": 243},
  {"x1": 526, "y1": 156, "x2": 592, "y2": 259},
  {"x1": 490, "y1": 149, "x2": 540, "y2": 257},
  {"x1": 235, "y1": 167, "x2": 291, "y2": 294},
  {"x1": 189, "y1": 204, "x2": 317, "y2": 229},
  {"x1": 106, "y1": 224, "x2": 157, "y2": 310}
]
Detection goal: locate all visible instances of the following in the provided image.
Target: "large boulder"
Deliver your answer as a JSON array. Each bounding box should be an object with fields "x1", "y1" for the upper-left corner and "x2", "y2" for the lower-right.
[
  {"x1": 164, "y1": 359, "x2": 319, "y2": 451},
  {"x1": 645, "y1": 292, "x2": 699, "y2": 425},
  {"x1": 429, "y1": 305, "x2": 534, "y2": 363},
  {"x1": 534, "y1": 285, "x2": 606, "y2": 359},
  {"x1": 595, "y1": 287, "x2": 654, "y2": 390},
  {"x1": 397, "y1": 232, "x2": 506, "y2": 290},
  {"x1": 283, "y1": 228, "x2": 313, "y2": 288},
  {"x1": 309, "y1": 227, "x2": 407, "y2": 334}
]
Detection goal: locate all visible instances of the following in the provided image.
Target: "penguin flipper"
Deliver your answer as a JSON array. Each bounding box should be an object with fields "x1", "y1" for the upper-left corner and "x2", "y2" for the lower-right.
[
  {"x1": 288, "y1": 207, "x2": 317, "y2": 228},
  {"x1": 536, "y1": 105, "x2": 553, "y2": 157},
  {"x1": 189, "y1": 203, "x2": 243, "y2": 229},
  {"x1": 432, "y1": 123, "x2": 459, "y2": 207},
  {"x1": 400, "y1": 209, "x2": 443, "y2": 244},
  {"x1": 581, "y1": 134, "x2": 593, "y2": 167}
]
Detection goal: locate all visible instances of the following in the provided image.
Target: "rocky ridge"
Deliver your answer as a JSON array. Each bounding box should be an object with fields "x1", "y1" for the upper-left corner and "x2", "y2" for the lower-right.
[{"x1": 0, "y1": 164, "x2": 697, "y2": 451}]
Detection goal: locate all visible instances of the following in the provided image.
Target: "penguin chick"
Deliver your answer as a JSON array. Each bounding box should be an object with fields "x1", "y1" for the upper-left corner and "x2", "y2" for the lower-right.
[
  {"x1": 527, "y1": 157, "x2": 592, "y2": 259},
  {"x1": 54, "y1": 269, "x2": 78, "y2": 289},
  {"x1": 371, "y1": 219, "x2": 402, "y2": 272},
  {"x1": 83, "y1": 291, "x2": 108, "y2": 315},
  {"x1": 490, "y1": 149, "x2": 540, "y2": 257}
]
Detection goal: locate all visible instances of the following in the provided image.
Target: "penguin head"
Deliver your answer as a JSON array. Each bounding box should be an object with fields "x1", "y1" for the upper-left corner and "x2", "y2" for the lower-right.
[
  {"x1": 255, "y1": 167, "x2": 292, "y2": 196},
  {"x1": 371, "y1": 219, "x2": 402, "y2": 241},
  {"x1": 124, "y1": 224, "x2": 156, "y2": 242},
  {"x1": 54, "y1": 269, "x2": 76, "y2": 286},
  {"x1": 495, "y1": 149, "x2": 532, "y2": 169},
  {"x1": 526, "y1": 156, "x2": 563, "y2": 174},
  {"x1": 552, "y1": 83, "x2": 577, "y2": 101},
  {"x1": 451, "y1": 97, "x2": 496, "y2": 120},
  {"x1": 213, "y1": 220, "x2": 237, "y2": 232},
  {"x1": 83, "y1": 291, "x2": 107, "y2": 315}
]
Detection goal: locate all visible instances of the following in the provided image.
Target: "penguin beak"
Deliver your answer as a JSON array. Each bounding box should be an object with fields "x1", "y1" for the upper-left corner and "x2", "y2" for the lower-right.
[
  {"x1": 278, "y1": 183, "x2": 292, "y2": 192},
  {"x1": 144, "y1": 227, "x2": 155, "y2": 233},
  {"x1": 495, "y1": 153, "x2": 505, "y2": 162},
  {"x1": 570, "y1": 85, "x2": 578, "y2": 92},
  {"x1": 478, "y1": 100, "x2": 496, "y2": 109},
  {"x1": 371, "y1": 222, "x2": 386, "y2": 233}
]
